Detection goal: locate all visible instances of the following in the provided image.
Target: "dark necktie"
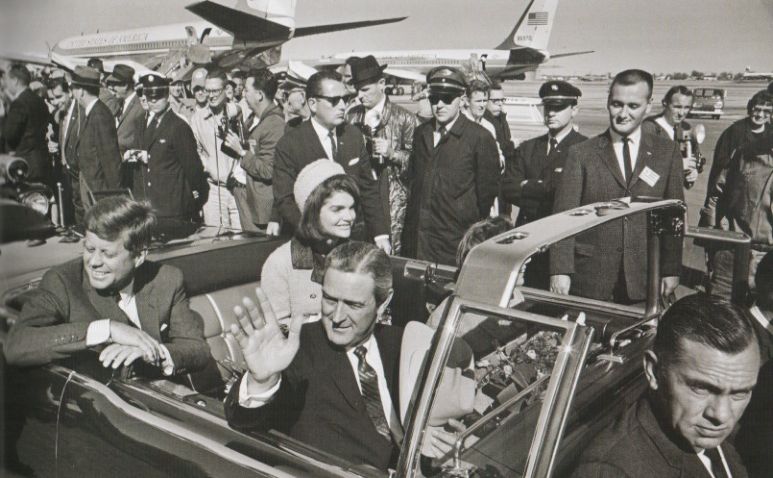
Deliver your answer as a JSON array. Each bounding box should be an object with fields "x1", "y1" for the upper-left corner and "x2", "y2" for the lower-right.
[
  {"x1": 548, "y1": 137, "x2": 559, "y2": 157},
  {"x1": 115, "y1": 102, "x2": 124, "y2": 122},
  {"x1": 328, "y1": 130, "x2": 337, "y2": 161},
  {"x1": 353, "y1": 345, "x2": 392, "y2": 441},
  {"x1": 705, "y1": 447, "x2": 729, "y2": 478},
  {"x1": 622, "y1": 137, "x2": 633, "y2": 183},
  {"x1": 436, "y1": 125, "x2": 447, "y2": 147}
]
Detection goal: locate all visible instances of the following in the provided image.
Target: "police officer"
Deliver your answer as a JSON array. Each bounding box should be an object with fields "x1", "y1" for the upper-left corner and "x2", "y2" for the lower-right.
[
  {"x1": 402, "y1": 66, "x2": 500, "y2": 265},
  {"x1": 502, "y1": 80, "x2": 587, "y2": 288},
  {"x1": 129, "y1": 73, "x2": 208, "y2": 230}
]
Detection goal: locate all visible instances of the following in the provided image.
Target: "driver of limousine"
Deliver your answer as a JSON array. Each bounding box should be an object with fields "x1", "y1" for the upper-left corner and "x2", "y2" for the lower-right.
[{"x1": 5, "y1": 196, "x2": 210, "y2": 376}]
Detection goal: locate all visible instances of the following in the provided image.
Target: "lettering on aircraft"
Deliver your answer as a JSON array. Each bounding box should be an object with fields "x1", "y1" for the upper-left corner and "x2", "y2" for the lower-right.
[
  {"x1": 67, "y1": 32, "x2": 150, "y2": 49},
  {"x1": 517, "y1": 35, "x2": 533, "y2": 42}
]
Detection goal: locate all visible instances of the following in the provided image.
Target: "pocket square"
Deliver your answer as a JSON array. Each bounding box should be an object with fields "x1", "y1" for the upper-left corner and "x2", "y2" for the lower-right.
[
  {"x1": 159, "y1": 139, "x2": 167, "y2": 144},
  {"x1": 348, "y1": 157, "x2": 360, "y2": 166}
]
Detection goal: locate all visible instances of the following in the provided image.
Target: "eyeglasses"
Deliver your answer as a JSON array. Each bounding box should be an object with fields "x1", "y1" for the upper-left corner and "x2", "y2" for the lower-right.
[
  {"x1": 428, "y1": 93, "x2": 461, "y2": 106},
  {"x1": 752, "y1": 106, "x2": 773, "y2": 115},
  {"x1": 205, "y1": 88, "x2": 224, "y2": 96},
  {"x1": 312, "y1": 94, "x2": 353, "y2": 106}
]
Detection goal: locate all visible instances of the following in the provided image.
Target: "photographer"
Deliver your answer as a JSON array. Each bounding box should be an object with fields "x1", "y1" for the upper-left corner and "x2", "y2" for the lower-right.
[{"x1": 190, "y1": 68, "x2": 250, "y2": 230}]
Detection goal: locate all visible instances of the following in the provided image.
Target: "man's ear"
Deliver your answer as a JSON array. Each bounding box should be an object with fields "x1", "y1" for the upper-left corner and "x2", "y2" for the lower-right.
[
  {"x1": 643, "y1": 350, "x2": 660, "y2": 391},
  {"x1": 645, "y1": 97, "x2": 653, "y2": 115},
  {"x1": 377, "y1": 288, "x2": 394, "y2": 318},
  {"x1": 133, "y1": 249, "x2": 148, "y2": 269}
]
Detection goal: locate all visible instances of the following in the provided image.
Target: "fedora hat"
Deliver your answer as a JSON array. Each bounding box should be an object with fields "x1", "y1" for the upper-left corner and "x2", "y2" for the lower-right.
[
  {"x1": 350, "y1": 55, "x2": 387, "y2": 89},
  {"x1": 70, "y1": 66, "x2": 101, "y2": 89},
  {"x1": 106, "y1": 64, "x2": 135, "y2": 84}
]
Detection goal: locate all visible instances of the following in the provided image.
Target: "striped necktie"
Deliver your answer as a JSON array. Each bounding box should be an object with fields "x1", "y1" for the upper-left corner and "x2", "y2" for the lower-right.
[{"x1": 354, "y1": 345, "x2": 391, "y2": 441}]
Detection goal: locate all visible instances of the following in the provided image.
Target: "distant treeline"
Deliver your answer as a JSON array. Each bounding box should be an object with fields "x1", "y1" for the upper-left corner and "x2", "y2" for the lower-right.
[{"x1": 656, "y1": 71, "x2": 748, "y2": 80}]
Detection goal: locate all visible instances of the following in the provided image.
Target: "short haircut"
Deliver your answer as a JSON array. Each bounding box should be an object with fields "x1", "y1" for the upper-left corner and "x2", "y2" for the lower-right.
[
  {"x1": 87, "y1": 57, "x2": 104, "y2": 72},
  {"x1": 49, "y1": 77, "x2": 70, "y2": 93},
  {"x1": 654, "y1": 294, "x2": 758, "y2": 367},
  {"x1": 230, "y1": 70, "x2": 245, "y2": 81},
  {"x1": 456, "y1": 216, "x2": 512, "y2": 266},
  {"x1": 747, "y1": 90, "x2": 773, "y2": 115},
  {"x1": 306, "y1": 70, "x2": 342, "y2": 98},
  {"x1": 466, "y1": 79, "x2": 490, "y2": 98},
  {"x1": 8, "y1": 64, "x2": 31, "y2": 86},
  {"x1": 296, "y1": 175, "x2": 360, "y2": 245},
  {"x1": 247, "y1": 68, "x2": 278, "y2": 100},
  {"x1": 610, "y1": 69, "x2": 654, "y2": 99},
  {"x1": 489, "y1": 80, "x2": 504, "y2": 92},
  {"x1": 206, "y1": 68, "x2": 228, "y2": 84},
  {"x1": 84, "y1": 197, "x2": 157, "y2": 256},
  {"x1": 662, "y1": 85, "x2": 693, "y2": 105},
  {"x1": 325, "y1": 241, "x2": 393, "y2": 305}
]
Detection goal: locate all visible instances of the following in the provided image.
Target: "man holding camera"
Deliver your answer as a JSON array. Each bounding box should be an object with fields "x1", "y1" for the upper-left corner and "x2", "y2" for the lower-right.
[
  {"x1": 190, "y1": 69, "x2": 250, "y2": 230},
  {"x1": 126, "y1": 73, "x2": 207, "y2": 223}
]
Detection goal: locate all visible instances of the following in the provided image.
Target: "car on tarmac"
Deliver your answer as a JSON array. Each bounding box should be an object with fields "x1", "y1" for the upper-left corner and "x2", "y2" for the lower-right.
[
  {"x1": 688, "y1": 87, "x2": 726, "y2": 120},
  {"x1": 0, "y1": 199, "x2": 752, "y2": 477}
]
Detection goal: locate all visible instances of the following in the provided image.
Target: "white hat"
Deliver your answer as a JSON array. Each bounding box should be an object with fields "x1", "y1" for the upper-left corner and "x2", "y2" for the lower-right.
[{"x1": 294, "y1": 159, "x2": 345, "y2": 211}]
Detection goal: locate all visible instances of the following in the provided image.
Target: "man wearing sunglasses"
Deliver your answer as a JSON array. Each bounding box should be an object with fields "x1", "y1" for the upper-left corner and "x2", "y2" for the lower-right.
[
  {"x1": 127, "y1": 73, "x2": 208, "y2": 224},
  {"x1": 402, "y1": 66, "x2": 500, "y2": 266},
  {"x1": 273, "y1": 70, "x2": 390, "y2": 250}
]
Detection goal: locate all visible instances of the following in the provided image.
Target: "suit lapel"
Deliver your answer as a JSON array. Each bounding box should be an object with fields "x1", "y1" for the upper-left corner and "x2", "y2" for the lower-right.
[
  {"x1": 133, "y1": 265, "x2": 160, "y2": 341},
  {"x1": 422, "y1": 121, "x2": 435, "y2": 154},
  {"x1": 144, "y1": 110, "x2": 170, "y2": 150},
  {"x1": 82, "y1": 273, "x2": 130, "y2": 325},
  {"x1": 328, "y1": 344, "x2": 364, "y2": 411},
  {"x1": 597, "y1": 131, "x2": 627, "y2": 189},
  {"x1": 302, "y1": 121, "x2": 332, "y2": 162},
  {"x1": 116, "y1": 96, "x2": 135, "y2": 128},
  {"x1": 628, "y1": 131, "x2": 654, "y2": 190},
  {"x1": 74, "y1": 102, "x2": 93, "y2": 148}
]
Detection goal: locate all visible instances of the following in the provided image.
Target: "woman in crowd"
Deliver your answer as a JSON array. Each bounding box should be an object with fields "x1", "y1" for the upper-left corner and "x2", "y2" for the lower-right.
[{"x1": 260, "y1": 159, "x2": 359, "y2": 323}]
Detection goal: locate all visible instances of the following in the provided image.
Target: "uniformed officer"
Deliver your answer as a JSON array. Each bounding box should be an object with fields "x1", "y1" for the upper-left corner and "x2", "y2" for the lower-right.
[
  {"x1": 402, "y1": 66, "x2": 501, "y2": 265},
  {"x1": 128, "y1": 73, "x2": 208, "y2": 230},
  {"x1": 502, "y1": 80, "x2": 587, "y2": 288}
]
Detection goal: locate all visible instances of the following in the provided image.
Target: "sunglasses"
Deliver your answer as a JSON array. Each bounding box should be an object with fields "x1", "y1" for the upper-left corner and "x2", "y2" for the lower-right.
[
  {"x1": 428, "y1": 93, "x2": 461, "y2": 106},
  {"x1": 312, "y1": 94, "x2": 353, "y2": 106}
]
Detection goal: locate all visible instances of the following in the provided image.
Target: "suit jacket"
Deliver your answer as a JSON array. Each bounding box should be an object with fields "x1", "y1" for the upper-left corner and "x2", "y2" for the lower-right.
[
  {"x1": 550, "y1": 129, "x2": 684, "y2": 301},
  {"x1": 272, "y1": 119, "x2": 389, "y2": 238},
  {"x1": 735, "y1": 358, "x2": 773, "y2": 478},
  {"x1": 503, "y1": 129, "x2": 587, "y2": 225},
  {"x1": 130, "y1": 109, "x2": 208, "y2": 219},
  {"x1": 74, "y1": 99, "x2": 122, "y2": 193},
  {"x1": 225, "y1": 321, "x2": 404, "y2": 471},
  {"x1": 60, "y1": 99, "x2": 83, "y2": 171},
  {"x1": 115, "y1": 93, "x2": 145, "y2": 155},
  {"x1": 3, "y1": 88, "x2": 50, "y2": 182},
  {"x1": 241, "y1": 103, "x2": 284, "y2": 225},
  {"x1": 572, "y1": 396, "x2": 748, "y2": 478},
  {"x1": 402, "y1": 114, "x2": 501, "y2": 265},
  {"x1": 4, "y1": 259, "x2": 210, "y2": 375}
]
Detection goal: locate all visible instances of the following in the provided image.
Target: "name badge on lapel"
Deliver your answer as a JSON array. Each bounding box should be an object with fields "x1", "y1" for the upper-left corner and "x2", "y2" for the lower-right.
[{"x1": 639, "y1": 167, "x2": 660, "y2": 187}]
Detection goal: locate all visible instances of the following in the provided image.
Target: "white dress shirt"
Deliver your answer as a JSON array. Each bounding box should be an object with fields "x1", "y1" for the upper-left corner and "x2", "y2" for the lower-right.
[
  {"x1": 546, "y1": 125, "x2": 574, "y2": 154},
  {"x1": 655, "y1": 116, "x2": 676, "y2": 140},
  {"x1": 84, "y1": 97, "x2": 98, "y2": 117},
  {"x1": 696, "y1": 446, "x2": 732, "y2": 478},
  {"x1": 749, "y1": 305, "x2": 773, "y2": 336},
  {"x1": 609, "y1": 126, "x2": 642, "y2": 179},
  {"x1": 364, "y1": 96, "x2": 387, "y2": 129},
  {"x1": 434, "y1": 114, "x2": 460, "y2": 147},
  {"x1": 311, "y1": 117, "x2": 337, "y2": 161}
]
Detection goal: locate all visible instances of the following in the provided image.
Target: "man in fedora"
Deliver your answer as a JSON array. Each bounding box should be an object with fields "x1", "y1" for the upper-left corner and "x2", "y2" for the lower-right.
[
  {"x1": 346, "y1": 55, "x2": 417, "y2": 255},
  {"x1": 106, "y1": 64, "x2": 144, "y2": 159},
  {"x1": 68, "y1": 65, "x2": 122, "y2": 218},
  {"x1": 402, "y1": 66, "x2": 500, "y2": 265}
]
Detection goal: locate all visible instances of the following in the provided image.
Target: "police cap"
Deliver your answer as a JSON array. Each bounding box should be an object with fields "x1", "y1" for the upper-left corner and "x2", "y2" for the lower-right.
[
  {"x1": 138, "y1": 73, "x2": 170, "y2": 99},
  {"x1": 539, "y1": 80, "x2": 581, "y2": 105},
  {"x1": 426, "y1": 66, "x2": 467, "y2": 93}
]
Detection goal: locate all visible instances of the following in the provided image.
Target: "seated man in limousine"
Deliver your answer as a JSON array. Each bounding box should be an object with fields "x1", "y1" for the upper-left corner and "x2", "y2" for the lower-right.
[
  {"x1": 573, "y1": 294, "x2": 759, "y2": 478},
  {"x1": 5, "y1": 197, "x2": 210, "y2": 376},
  {"x1": 224, "y1": 241, "x2": 473, "y2": 471}
]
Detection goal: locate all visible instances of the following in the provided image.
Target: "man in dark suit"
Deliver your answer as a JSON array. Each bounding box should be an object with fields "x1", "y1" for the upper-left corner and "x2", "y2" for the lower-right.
[
  {"x1": 4, "y1": 197, "x2": 210, "y2": 375},
  {"x1": 573, "y1": 294, "x2": 759, "y2": 478},
  {"x1": 128, "y1": 73, "x2": 208, "y2": 226},
  {"x1": 223, "y1": 69, "x2": 284, "y2": 232},
  {"x1": 2, "y1": 64, "x2": 51, "y2": 185},
  {"x1": 402, "y1": 66, "x2": 500, "y2": 266},
  {"x1": 106, "y1": 64, "x2": 145, "y2": 158},
  {"x1": 484, "y1": 81, "x2": 516, "y2": 217},
  {"x1": 225, "y1": 241, "x2": 463, "y2": 471},
  {"x1": 68, "y1": 66, "x2": 122, "y2": 211},
  {"x1": 272, "y1": 70, "x2": 390, "y2": 250},
  {"x1": 503, "y1": 80, "x2": 587, "y2": 289},
  {"x1": 550, "y1": 69, "x2": 684, "y2": 304},
  {"x1": 643, "y1": 85, "x2": 701, "y2": 189}
]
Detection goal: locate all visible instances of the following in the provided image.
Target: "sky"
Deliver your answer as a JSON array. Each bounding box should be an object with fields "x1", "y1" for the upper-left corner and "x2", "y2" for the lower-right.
[{"x1": 2, "y1": 0, "x2": 772, "y2": 75}]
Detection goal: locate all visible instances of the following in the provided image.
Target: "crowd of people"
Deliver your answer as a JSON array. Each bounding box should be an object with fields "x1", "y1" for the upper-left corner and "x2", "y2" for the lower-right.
[{"x1": 3, "y1": 54, "x2": 773, "y2": 477}]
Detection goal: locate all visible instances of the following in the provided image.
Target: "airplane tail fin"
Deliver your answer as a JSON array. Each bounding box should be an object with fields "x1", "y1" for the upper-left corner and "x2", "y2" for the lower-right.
[
  {"x1": 495, "y1": 0, "x2": 558, "y2": 50},
  {"x1": 186, "y1": 0, "x2": 297, "y2": 42}
]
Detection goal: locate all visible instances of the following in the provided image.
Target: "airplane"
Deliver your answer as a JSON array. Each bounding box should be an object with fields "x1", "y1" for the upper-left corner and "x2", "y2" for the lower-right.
[
  {"x1": 314, "y1": 0, "x2": 592, "y2": 85},
  {"x1": 740, "y1": 66, "x2": 773, "y2": 82},
  {"x1": 46, "y1": 0, "x2": 406, "y2": 74}
]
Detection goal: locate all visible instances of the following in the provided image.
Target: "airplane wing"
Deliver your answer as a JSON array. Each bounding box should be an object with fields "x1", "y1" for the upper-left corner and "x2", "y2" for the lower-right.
[
  {"x1": 0, "y1": 51, "x2": 52, "y2": 67},
  {"x1": 186, "y1": 1, "x2": 290, "y2": 42},
  {"x1": 550, "y1": 50, "x2": 594, "y2": 59},
  {"x1": 383, "y1": 67, "x2": 425, "y2": 83},
  {"x1": 294, "y1": 17, "x2": 407, "y2": 38}
]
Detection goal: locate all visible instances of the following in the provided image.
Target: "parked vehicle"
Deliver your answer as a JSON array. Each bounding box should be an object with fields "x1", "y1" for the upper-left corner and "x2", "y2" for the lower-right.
[
  {"x1": 1, "y1": 199, "x2": 751, "y2": 477},
  {"x1": 688, "y1": 87, "x2": 726, "y2": 120}
]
